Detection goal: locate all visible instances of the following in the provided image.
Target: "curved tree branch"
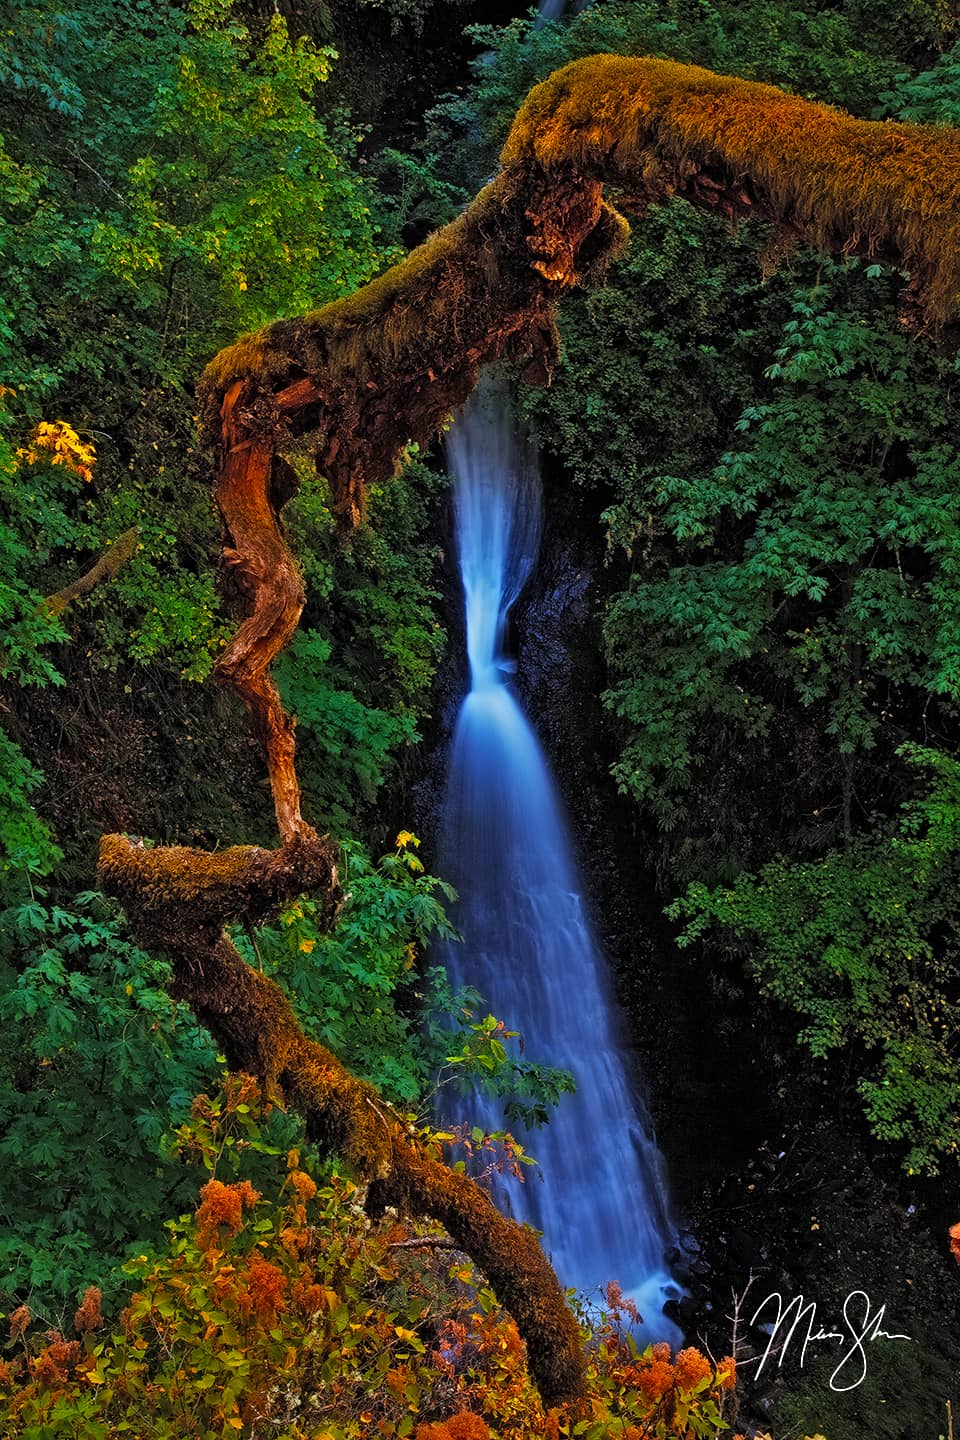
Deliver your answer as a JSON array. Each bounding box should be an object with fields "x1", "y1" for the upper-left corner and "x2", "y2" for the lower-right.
[
  {"x1": 44, "y1": 527, "x2": 140, "y2": 617},
  {"x1": 99, "y1": 56, "x2": 960, "y2": 1409}
]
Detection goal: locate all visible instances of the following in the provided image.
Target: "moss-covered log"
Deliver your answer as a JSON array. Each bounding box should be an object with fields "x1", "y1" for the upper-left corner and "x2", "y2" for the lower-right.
[
  {"x1": 197, "y1": 55, "x2": 960, "y2": 530},
  {"x1": 99, "y1": 54, "x2": 960, "y2": 1410}
]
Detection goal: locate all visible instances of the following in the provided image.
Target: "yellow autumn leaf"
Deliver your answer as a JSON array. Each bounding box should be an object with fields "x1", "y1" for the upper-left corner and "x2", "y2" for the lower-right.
[{"x1": 17, "y1": 420, "x2": 96, "y2": 483}]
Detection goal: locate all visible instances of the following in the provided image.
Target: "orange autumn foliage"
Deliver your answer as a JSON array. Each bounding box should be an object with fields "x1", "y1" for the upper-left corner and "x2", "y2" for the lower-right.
[
  {"x1": 717, "y1": 1355, "x2": 737, "y2": 1390},
  {"x1": 631, "y1": 1357, "x2": 675, "y2": 1403},
  {"x1": 194, "y1": 1177, "x2": 260, "y2": 1247},
  {"x1": 674, "y1": 1346, "x2": 713, "y2": 1390},
  {"x1": 0, "y1": 1080, "x2": 787, "y2": 1438},
  {"x1": 242, "y1": 1255, "x2": 287, "y2": 1324},
  {"x1": 415, "y1": 1414, "x2": 491, "y2": 1440},
  {"x1": 289, "y1": 1169, "x2": 317, "y2": 1204},
  {"x1": 949, "y1": 1221, "x2": 960, "y2": 1263},
  {"x1": 73, "y1": 1287, "x2": 104, "y2": 1336}
]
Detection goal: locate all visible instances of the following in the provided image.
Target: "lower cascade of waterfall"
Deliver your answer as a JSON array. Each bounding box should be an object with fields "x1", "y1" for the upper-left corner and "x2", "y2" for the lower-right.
[{"x1": 436, "y1": 369, "x2": 682, "y2": 1341}]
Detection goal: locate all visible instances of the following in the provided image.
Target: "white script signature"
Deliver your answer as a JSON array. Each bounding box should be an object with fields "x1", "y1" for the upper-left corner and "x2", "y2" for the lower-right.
[{"x1": 748, "y1": 1290, "x2": 912, "y2": 1392}]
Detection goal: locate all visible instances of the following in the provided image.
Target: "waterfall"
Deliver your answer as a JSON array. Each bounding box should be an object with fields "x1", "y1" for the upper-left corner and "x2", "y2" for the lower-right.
[{"x1": 437, "y1": 369, "x2": 681, "y2": 1340}]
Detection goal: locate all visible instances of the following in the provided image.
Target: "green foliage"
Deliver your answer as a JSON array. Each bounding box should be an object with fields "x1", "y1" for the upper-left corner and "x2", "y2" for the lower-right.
[
  {"x1": 278, "y1": 451, "x2": 447, "y2": 834},
  {"x1": 602, "y1": 259, "x2": 960, "y2": 870},
  {"x1": 277, "y1": 630, "x2": 420, "y2": 835},
  {"x1": 520, "y1": 200, "x2": 780, "y2": 504},
  {"x1": 241, "y1": 835, "x2": 574, "y2": 1120},
  {"x1": 0, "y1": 730, "x2": 62, "y2": 888},
  {"x1": 669, "y1": 745, "x2": 960, "y2": 1173},
  {"x1": 0, "y1": 0, "x2": 393, "y2": 684},
  {"x1": 441, "y1": 1014, "x2": 576, "y2": 1132},
  {"x1": 90, "y1": 0, "x2": 387, "y2": 333},
  {"x1": 879, "y1": 38, "x2": 960, "y2": 123},
  {"x1": 241, "y1": 834, "x2": 459, "y2": 1104},
  {"x1": 0, "y1": 893, "x2": 218, "y2": 1310}
]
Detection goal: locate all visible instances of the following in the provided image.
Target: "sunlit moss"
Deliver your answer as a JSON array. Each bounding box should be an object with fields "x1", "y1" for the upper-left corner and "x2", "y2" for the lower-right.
[
  {"x1": 199, "y1": 53, "x2": 960, "y2": 537},
  {"x1": 504, "y1": 54, "x2": 960, "y2": 323}
]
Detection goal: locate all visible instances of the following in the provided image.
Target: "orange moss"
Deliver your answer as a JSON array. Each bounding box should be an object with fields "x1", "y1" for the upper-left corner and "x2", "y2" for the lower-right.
[
  {"x1": 97, "y1": 831, "x2": 339, "y2": 932},
  {"x1": 98, "y1": 833, "x2": 267, "y2": 925}
]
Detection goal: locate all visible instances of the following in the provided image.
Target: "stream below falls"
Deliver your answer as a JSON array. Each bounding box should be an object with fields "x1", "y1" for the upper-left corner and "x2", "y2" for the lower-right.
[{"x1": 435, "y1": 369, "x2": 682, "y2": 1340}]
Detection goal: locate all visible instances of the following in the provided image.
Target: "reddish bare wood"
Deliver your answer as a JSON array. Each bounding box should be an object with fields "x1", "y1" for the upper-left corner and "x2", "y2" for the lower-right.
[{"x1": 214, "y1": 380, "x2": 309, "y2": 842}]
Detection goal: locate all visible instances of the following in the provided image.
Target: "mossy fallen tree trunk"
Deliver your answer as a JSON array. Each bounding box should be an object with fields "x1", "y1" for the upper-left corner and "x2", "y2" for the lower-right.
[{"x1": 99, "y1": 55, "x2": 960, "y2": 1409}]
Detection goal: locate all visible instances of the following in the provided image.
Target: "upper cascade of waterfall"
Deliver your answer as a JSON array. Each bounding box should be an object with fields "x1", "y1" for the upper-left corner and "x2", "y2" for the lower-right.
[{"x1": 447, "y1": 371, "x2": 542, "y2": 693}]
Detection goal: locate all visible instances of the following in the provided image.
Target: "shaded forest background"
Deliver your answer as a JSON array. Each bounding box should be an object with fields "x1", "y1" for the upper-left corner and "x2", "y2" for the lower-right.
[{"x1": 1, "y1": 0, "x2": 960, "y2": 1436}]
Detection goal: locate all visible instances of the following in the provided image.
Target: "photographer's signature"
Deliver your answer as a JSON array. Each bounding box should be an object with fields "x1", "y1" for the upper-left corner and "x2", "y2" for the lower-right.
[{"x1": 747, "y1": 1290, "x2": 911, "y2": 1392}]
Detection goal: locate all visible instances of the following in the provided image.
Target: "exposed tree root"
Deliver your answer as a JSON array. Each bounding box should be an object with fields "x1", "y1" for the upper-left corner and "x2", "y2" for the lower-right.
[{"x1": 99, "y1": 55, "x2": 960, "y2": 1409}]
